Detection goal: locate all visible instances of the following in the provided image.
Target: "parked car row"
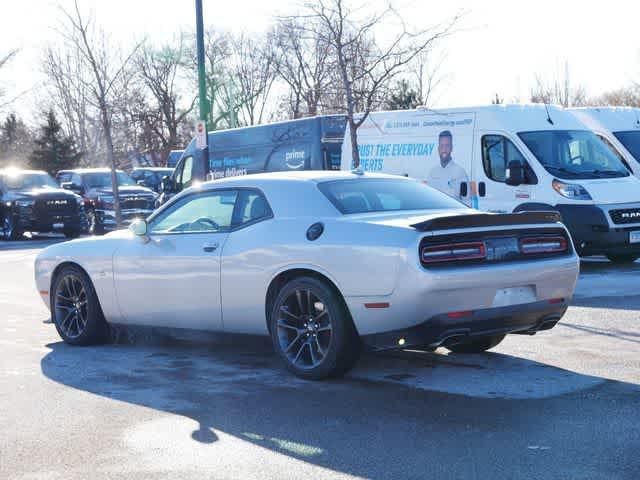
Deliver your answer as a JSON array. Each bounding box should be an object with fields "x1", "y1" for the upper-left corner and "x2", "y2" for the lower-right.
[{"x1": 1, "y1": 166, "x2": 171, "y2": 240}]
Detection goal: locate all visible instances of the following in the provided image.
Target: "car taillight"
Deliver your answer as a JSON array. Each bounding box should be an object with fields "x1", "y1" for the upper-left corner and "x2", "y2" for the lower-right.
[
  {"x1": 421, "y1": 242, "x2": 486, "y2": 264},
  {"x1": 519, "y1": 236, "x2": 567, "y2": 255}
]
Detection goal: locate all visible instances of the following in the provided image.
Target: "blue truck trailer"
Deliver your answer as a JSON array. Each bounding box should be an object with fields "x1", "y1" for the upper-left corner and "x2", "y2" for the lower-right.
[{"x1": 160, "y1": 115, "x2": 346, "y2": 203}]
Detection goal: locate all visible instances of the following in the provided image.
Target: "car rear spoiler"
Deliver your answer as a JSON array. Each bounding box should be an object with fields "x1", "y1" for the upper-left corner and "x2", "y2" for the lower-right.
[{"x1": 410, "y1": 211, "x2": 563, "y2": 232}]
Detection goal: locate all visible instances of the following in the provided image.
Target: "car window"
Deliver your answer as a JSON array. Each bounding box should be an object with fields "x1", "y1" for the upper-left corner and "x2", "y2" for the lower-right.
[
  {"x1": 596, "y1": 134, "x2": 632, "y2": 172},
  {"x1": 318, "y1": 178, "x2": 465, "y2": 214},
  {"x1": 181, "y1": 157, "x2": 193, "y2": 187},
  {"x1": 234, "y1": 190, "x2": 272, "y2": 226},
  {"x1": 71, "y1": 173, "x2": 82, "y2": 186},
  {"x1": 57, "y1": 172, "x2": 72, "y2": 184},
  {"x1": 482, "y1": 134, "x2": 535, "y2": 183},
  {"x1": 149, "y1": 190, "x2": 238, "y2": 234}
]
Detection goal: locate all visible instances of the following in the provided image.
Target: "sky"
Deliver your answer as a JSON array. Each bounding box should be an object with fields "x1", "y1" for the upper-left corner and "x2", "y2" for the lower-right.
[{"x1": 1, "y1": 0, "x2": 639, "y2": 123}]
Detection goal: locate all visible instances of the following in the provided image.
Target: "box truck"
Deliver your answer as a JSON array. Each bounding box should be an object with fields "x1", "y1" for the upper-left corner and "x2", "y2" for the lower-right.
[
  {"x1": 160, "y1": 115, "x2": 346, "y2": 204},
  {"x1": 341, "y1": 104, "x2": 640, "y2": 262}
]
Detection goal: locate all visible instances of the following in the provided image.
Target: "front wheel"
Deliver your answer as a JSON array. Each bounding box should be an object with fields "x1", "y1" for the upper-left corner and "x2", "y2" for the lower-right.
[
  {"x1": 63, "y1": 228, "x2": 81, "y2": 239},
  {"x1": 269, "y1": 276, "x2": 360, "y2": 380},
  {"x1": 445, "y1": 334, "x2": 505, "y2": 354},
  {"x1": 2, "y1": 215, "x2": 22, "y2": 240},
  {"x1": 51, "y1": 265, "x2": 109, "y2": 345},
  {"x1": 606, "y1": 254, "x2": 639, "y2": 264},
  {"x1": 86, "y1": 209, "x2": 104, "y2": 236}
]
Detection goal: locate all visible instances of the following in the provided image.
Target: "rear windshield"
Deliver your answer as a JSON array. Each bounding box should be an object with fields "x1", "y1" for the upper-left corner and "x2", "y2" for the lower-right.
[
  {"x1": 613, "y1": 131, "x2": 640, "y2": 163},
  {"x1": 318, "y1": 178, "x2": 465, "y2": 214}
]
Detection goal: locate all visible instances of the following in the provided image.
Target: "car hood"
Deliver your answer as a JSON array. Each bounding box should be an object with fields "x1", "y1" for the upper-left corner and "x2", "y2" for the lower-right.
[
  {"x1": 90, "y1": 186, "x2": 155, "y2": 196},
  {"x1": 579, "y1": 175, "x2": 640, "y2": 204},
  {"x1": 4, "y1": 187, "x2": 79, "y2": 201}
]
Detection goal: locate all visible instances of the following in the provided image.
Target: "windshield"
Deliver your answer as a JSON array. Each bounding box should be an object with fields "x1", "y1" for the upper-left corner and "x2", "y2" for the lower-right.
[
  {"x1": 318, "y1": 178, "x2": 466, "y2": 214},
  {"x1": 3, "y1": 172, "x2": 59, "y2": 190},
  {"x1": 84, "y1": 171, "x2": 136, "y2": 189},
  {"x1": 518, "y1": 130, "x2": 630, "y2": 180},
  {"x1": 613, "y1": 131, "x2": 640, "y2": 163}
]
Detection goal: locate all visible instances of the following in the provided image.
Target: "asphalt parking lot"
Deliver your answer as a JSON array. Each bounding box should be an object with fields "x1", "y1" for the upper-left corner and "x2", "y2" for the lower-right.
[{"x1": 1, "y1": 237, "x2": 639, "y2": 479}]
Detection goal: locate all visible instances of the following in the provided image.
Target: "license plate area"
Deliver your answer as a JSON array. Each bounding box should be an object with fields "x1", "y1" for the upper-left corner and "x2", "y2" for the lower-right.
[
  {"x1": 630, "y1": 231, "x2": 640, "y2": 244},
  {"x1": 53, "y1": 223, "x2": 64, "y2": 229},
  {"x1": 492, "y1": 286, "x2": 536, "y2": 308}
]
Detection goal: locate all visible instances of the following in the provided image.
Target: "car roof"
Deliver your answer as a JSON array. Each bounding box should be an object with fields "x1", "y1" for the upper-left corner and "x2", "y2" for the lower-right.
[
  {"x1": 199, "y1": 170, "x2": 403, "y2": 190},
  {"x1": 58, "y1": 168, "x2": 126, "y2": 174}
]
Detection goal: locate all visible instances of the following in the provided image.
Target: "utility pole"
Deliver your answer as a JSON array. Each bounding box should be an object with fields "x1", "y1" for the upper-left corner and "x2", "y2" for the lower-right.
[{"x1": 195, "y1": 0, "x2": 209, "y2": 175}]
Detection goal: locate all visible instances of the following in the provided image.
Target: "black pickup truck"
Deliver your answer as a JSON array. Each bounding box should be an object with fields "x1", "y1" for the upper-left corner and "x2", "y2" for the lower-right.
[
  {"x1": 0, "y1": 168, "x2": 86, "y2": 240},
  {"x1": 56, "y1": 168, "x2": 157, "y2": 235}
]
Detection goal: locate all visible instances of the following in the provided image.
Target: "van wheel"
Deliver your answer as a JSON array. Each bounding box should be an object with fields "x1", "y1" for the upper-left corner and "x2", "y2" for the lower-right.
[
  {"x1": 270, "y1": 276, "x2": 360, "y2": 380},
  {"x1": 445, "y1": 334, "x2": 505, "y2": 354},
  {"x1": 51, "y1": 265, "x2": 109, "y2": 346},
  {"x1": 606, "y1": 254, "x2": 638, "y2": 264}
]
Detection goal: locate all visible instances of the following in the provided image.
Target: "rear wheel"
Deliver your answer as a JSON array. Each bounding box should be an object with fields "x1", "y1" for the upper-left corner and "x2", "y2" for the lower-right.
[
  {"x1": 606, "y1": 254, "x2": 639, "y2": 264},
  {"x1": 63, "y1": 228, "x2": 81, "y2": 239},
  {"x1": 445, "y1": 334, "x2": 505, "y2": 354},
  {"x1": 87, "y1": 209, "x2": 104, "y2": 236},
  {"x1": 269, "y1": 276, "x2": 360, "y2": 380},
  {"x1": 51, "y1": 265, "x2": 108, "y2": 345}
]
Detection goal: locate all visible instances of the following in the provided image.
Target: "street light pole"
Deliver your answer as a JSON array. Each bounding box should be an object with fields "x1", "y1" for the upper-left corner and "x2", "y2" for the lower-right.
[{"x1": 195, "y1": 0, "x2": 209, "y2": 176}]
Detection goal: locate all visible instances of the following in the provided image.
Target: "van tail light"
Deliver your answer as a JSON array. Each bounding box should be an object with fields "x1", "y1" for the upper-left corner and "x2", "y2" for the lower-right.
[
  {"x1": 519, "y1": 236, "x2": 567, "y2": 255},
  {"x1": 421, "y1": 241, "x2": 486, "y2": 264}
]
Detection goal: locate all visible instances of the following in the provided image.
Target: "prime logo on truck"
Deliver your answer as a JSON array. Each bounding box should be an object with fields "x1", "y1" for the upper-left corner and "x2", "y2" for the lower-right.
[{"x1": 341, "y1": 104, "x2": 640, "y2": 263}]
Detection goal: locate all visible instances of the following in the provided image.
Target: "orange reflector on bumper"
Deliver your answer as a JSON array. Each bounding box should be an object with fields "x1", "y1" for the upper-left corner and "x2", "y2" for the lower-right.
[
  {"x1": 447, "y1": 310, "x2": 473, "y2": 318},
  {"x1": 39, "y1": 290, "x2": 49, "y2": 296},
  {"x1": 364, "y1": 302, "x2": 390, "y2": 309},
  {"x1": 548, "y1": 298, "x2": 564, "y2": 304}
]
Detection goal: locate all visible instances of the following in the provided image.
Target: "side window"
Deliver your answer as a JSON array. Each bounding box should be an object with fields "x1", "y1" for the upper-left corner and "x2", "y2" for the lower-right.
[
  {"x1": 181, "y1": 157, "x2": 193, "y2": 187},
  {"x1": 131, "y1": 171, "x2": 142, "y2": 181},
  {"x1": 233, "y1": 190, "x2": 272, "y2": 226},
  {"x1": 149, "y1": 190, "x2": 238, "y2": 234},
  {"x1": 71, "y1": 173, "x2": 82, "y2": 186},
  {"x1": 596, "y1": 134, "x2": 632, "y2": 172},
  {"x1": 57, "y1": 172, "x2": 71, "y2": 184},
  {"x1": 482, "y1": 135, "x2": 536, "y2": 184}
]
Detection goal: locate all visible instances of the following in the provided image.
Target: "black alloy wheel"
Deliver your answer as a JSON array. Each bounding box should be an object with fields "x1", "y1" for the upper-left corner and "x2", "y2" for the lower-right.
[
  {"x1": 270, "y1": 276, "x2": 360, "y2": 380},
  {"x1": 2, "y1": 215, "x2": 21, "y2": 240},
  {"x1": 51, "y1": 265, "x2": 108, "y2": 345}
]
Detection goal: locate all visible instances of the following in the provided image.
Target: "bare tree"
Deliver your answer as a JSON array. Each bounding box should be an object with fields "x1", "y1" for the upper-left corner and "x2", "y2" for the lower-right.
[
  {"x1": 0, "y1": 49, "x2": 19, "y2": 111},
  {"x1": 292, "y1": 0, "x2": 462, "y2": 167},
  {"x1": 58, "y1": 0, "x2": 143, "y2": 226},
  {"x1": 271, "y1": 18, "x2": 334, "y2": 118},
  {"x1": 530, "y1": 60, "x2": 587, "y2": 107},
  {"x1": 588, "y1": 86, "x2": 640, "y2": 107},
  {"x1": 135, "y1": 37, "x2": 195, "y2": 160},
  {"x1": 43, "y1": 46, "x2": 102, "y2": 163},
  {"x1": 410, "y1": 50, "x2": 448, "y2": 108},
  {"x1": 229, "y1": 33, "x2": 278, "y2": 126}
]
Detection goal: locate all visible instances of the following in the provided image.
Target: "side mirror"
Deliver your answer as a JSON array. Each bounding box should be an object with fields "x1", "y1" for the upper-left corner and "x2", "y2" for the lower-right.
[
  {"x1": 161, "y1": 175, "x2": 174, "y2": 193},
  {"x1": 129, "y1": 219, "x2": 148, "y2": 237},
  {"x1": 505, "y1": 160, "x2": 524, "y2": 186}
]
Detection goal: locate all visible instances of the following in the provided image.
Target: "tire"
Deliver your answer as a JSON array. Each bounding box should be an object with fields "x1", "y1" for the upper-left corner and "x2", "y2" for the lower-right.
[
  {"x1": 606, "y1": 254, "x2": 639, "y2": 264},
  {"x1": 86, "y1": 209, "x2": 104, "y2": 236},
  {"x1": 2, "y1": 215, "x2": 22, "y2": 240},
  {"x1": 445, "y1": 334, "x2": 505, "y2": 354},
  {"x1": 50, "y1": 265, "x2": 109, "y2": 346},
  {"x1": 269, "y1": 276, "x2": 360, "y2": 380},
  {"x1": 63, "y1": 228, "x2": 81, "y2": 239}
]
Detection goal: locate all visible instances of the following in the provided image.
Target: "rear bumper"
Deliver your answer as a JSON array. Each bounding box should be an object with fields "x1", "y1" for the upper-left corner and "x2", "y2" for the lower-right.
[
  {"x1": 556, "y1": 204, "x2": 640, "y2": 256},
  {"x1": 361, "y1": 299, "x2": 568, "y2": 351}
]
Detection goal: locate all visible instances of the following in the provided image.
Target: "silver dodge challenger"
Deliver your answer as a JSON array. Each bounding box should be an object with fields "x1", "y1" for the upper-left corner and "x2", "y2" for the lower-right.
[{"x1": 34, "y1": 171, "x2": 579, "y2": 379}]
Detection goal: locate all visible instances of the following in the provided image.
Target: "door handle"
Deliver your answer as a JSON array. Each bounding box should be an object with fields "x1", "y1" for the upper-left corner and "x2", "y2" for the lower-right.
[{"x1": 202, "y1": 242, "x2": 219, "y2": 252}]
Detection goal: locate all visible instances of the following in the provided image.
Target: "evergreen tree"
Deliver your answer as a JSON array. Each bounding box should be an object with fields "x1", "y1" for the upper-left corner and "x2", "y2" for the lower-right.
[
  {"x1": 0, "y1": 113, "x2": 32, "y2": 167},
  {"x1": 385, "y1": 80, "x2": 421, "y2": 111},
  {"x1": 29, "y1": 110, "x2": 82, "y2": 175}
]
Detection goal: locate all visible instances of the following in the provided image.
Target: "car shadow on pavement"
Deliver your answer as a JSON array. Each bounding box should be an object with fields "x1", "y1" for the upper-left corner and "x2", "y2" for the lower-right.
[{"x1": 39, "y1": 332, "x2": 640, "y2": 479}]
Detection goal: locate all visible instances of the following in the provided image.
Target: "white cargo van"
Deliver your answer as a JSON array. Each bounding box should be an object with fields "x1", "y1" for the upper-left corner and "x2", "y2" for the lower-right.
[
  {"x1": 341, "y1": 104, "x2": 640, "y2": 262},
  {"x1": 569, "y1": 107, "x2": 640, "y2": 177}
]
